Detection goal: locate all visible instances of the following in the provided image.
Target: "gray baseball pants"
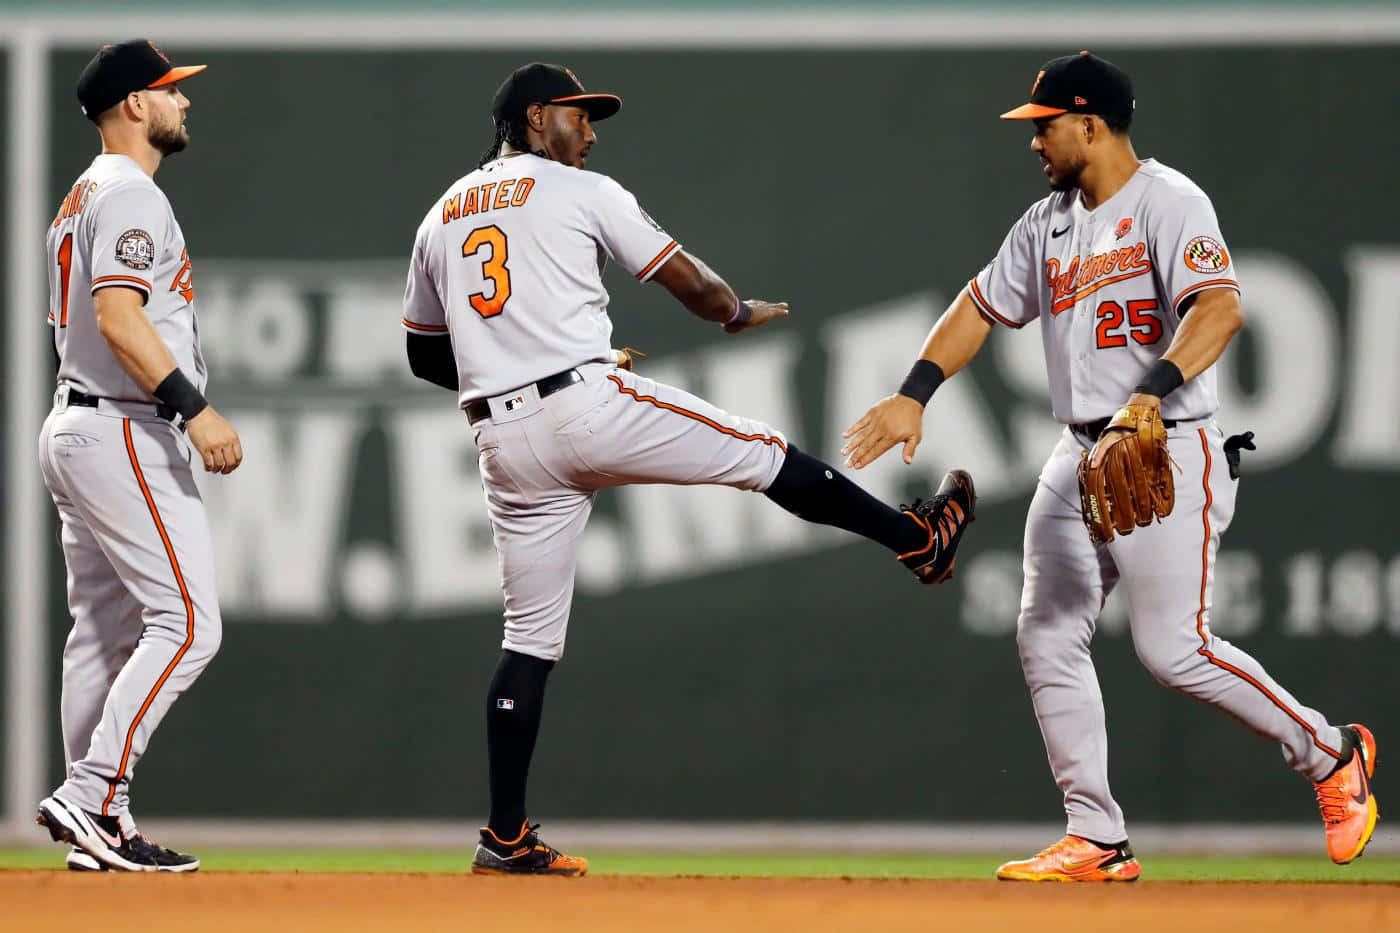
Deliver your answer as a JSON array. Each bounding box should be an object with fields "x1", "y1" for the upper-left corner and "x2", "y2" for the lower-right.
[
  {"x1": 1017, "y1": 422, "x2": 1345, "y2": 844},
  {"x1": 39, "y1": 392, "x2": 222, "y2": 831}
]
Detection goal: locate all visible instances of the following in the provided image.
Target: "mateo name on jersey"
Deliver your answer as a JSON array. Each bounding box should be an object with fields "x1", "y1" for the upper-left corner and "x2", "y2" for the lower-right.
[
  {"x1": 441, "y1": 177, "x2": 536, "y2": 225},
  {"x1": 1044, "y1": 241, "x2": 1150, "y2": 315}
]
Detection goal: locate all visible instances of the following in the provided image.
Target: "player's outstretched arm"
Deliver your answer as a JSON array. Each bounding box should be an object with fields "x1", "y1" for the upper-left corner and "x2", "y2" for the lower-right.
[
  {"x1": 842, "y1": 287, "x2": 992, "y2": 469},
  {"x1": 650, "y1": 250, "x2": 788, "y2": 333},
  {"x1": 93, "y1": 286, "x2": 242, "y2": 474}
]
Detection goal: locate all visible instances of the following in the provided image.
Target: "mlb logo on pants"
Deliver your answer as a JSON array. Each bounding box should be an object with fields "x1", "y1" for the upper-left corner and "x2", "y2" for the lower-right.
[{"x1": 496, "y1": 699, "x2": 515, "y2": 710}]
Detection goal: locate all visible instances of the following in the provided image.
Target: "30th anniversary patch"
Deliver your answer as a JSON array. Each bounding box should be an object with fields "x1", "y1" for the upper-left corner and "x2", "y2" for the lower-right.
[
  {"x1": 1183, "y1": 235, "x2": 1229, "y2": 274},
  {"x1": 115, "y1": 228, "x2": 155, "y2": 271}
]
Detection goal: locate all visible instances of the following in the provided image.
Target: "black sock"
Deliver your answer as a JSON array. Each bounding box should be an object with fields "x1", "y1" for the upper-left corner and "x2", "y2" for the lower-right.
[
  {"x1": 1325, "y1": 727, "x2": 1358, "y2": 778},
  {"x1": 1080, "y1": 835, "x2": 1129, "y2": 851},
  {"x1": 485, "y1": 649, "x2": 554, "y2": 839},
  {"x1": 763, "y1": 445, "x2": 927, "y2": 555}
]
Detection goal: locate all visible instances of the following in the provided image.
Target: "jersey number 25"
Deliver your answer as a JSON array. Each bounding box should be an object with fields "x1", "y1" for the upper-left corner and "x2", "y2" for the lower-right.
[
  {"x1": 463, "y1": 225, "x2": 511, "y2": 318},
  {"x1": 1095, "y1": 298, "x2": 1163, "y2": 349}
]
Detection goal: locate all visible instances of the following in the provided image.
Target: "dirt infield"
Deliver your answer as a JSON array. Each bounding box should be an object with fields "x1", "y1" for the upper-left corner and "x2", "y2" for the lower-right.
[{"x1": 4, "y1": 872, "x2": 1398, "y2": 931}]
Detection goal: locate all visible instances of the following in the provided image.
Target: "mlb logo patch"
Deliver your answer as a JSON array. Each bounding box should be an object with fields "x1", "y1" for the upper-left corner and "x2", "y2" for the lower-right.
[
  {"x1": 503, "y1": 394, "x2": 526, "y2": 412},
  {"x1": 496, "y1": 699, "x2": 515, "y2": 710}
]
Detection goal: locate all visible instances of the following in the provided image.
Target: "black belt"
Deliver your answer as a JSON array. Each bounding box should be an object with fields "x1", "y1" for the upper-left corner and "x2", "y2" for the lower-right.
[
  {"x1": 66, "y1": 388, "x2": 182, "y2": 427},
  {"x1": 1070, "y1": 415, "x2": 1177, "y2": 441},
  {"x1": 465, "y1": 369, "x2": 584, "y2": 424}
]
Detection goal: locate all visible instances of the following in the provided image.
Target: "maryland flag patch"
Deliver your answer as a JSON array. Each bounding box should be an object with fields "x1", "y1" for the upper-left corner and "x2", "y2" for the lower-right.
[{"x1": 1184, "y1": 236, "x2": 1230, "y2": 274}]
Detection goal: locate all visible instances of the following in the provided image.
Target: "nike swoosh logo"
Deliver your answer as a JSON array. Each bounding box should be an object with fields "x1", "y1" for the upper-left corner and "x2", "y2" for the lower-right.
[
  {"x1": 1352, "y1": 774, "x2": 1370, "y2": 806},
  {"x1": 1051, "y1": 225, "x2": 1072, "y2": 239},
  {"x1": 92, "y1": 821, "x2": 123, "y2": 848},
  {"x1": 1062, "y1": 852, "x2": 1110, "y2": 873}
]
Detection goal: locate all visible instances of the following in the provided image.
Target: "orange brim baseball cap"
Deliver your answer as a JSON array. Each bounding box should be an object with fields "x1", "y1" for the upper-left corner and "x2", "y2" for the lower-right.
[
  {"x1": 149, "y1": 64, "x2": 208, "y2": 88},
  {"x1": 1001, "y1": 50, "x2": 1133, "y2": 122},
  {"x1": 76, "y1": 39, "x2": 207, "y2": 120},
  {"x1": 492, "y1": 62, "x2": 622, "y2": 124}
]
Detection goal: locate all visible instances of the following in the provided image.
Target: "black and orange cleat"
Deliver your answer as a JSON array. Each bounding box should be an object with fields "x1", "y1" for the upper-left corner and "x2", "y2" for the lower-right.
[
  {"x1": 471, "y1": 821, "x2": 588, "y2": 876},
  {"x1": 898, "y1": 469, "x2": 976, "y2": 584}
]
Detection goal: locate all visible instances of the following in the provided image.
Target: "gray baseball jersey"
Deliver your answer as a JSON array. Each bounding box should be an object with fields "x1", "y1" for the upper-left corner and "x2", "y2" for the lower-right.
[
  {"x1": 405, "y1": 153, "x2": 785, "y2": 660},
  {"x1": 979, "y1": 159, "x2": 1346, "y2": 845},
  {"x1": 49, "y1": 153, "x2": 207, "y2": 398},
  {"x1": 404, "y1": 152, "x2": 681, "y2": 404},
  {"x1": 41, "y1": 152, "x2": 221, "y2": 835},
  {"x1": 969, "y1": 159, "x2": 1236, "y2": 423}
]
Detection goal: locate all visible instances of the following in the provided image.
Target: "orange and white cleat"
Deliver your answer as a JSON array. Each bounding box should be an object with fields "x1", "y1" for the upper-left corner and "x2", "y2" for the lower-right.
[
  {"x1": 996, "y1": 835, "x2": 1141, "y2": 882},
  {"x1": 1315, "y1": 723, "x2": 1378, "y2": 865},
  {"x1": 471, "y1": 821, "x2": 588, "y2": 876}
]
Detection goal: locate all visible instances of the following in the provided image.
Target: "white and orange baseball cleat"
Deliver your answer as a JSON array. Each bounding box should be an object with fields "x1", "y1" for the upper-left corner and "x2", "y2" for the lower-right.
[
  {"x1": 996, "y1": 835, "x2": 1141, "y2": 882},
  {"x1": 1315, "y1": 723, "x2": 1378, "y2": 865}
]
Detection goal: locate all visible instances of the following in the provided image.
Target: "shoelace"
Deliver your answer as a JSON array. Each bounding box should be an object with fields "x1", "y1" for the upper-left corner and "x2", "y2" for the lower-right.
[
  {"x1": 1029, "y1": 837, "x2": 1083, "y2": 862},
  {"x1": 901, "y1": 494, "x2": 957, "y2": 522},
  {"x1": 1314, "y1": 778, "x2": 1351, "y2": 825},
  {"x1": 128, "y1": 834, "x2": 188, "y2": 860},
  {"x1": 520, "y1": 823, "x2": 562, "y2": 864}
]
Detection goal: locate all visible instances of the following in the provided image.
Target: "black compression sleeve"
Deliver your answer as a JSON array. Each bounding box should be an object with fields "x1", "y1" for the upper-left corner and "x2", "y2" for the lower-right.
[
  {"x1": 406, "y1": 333, "x2": 459, "y2": 392},
  {"x1": 764, "y1": 445, "x2": 928, "y2": 555}
]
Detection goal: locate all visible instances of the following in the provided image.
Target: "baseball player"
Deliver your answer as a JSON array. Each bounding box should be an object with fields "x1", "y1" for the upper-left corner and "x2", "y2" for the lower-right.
[
  {"x1": 843, "y1": 52, "x2": 1376, "y2": 880},
  {"x1": 403, "y1": 62, "x2": 977, "y2": 876},
  {"x1": 34, "y1": 40, "x2": 242, "y2": 873}
]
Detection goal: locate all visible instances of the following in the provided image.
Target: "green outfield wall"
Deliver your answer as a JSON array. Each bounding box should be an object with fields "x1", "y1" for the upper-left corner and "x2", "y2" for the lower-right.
[{"x1": 17, "y1": 42, "x2": 1400, "y2": 824}]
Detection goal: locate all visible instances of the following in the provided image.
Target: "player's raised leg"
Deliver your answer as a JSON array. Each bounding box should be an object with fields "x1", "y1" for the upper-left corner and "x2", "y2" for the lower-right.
[
  {"x1": 583, "y1": 367, "x2": 976, "y2": 582},
  {"x1": 1110, "y1": 425, "x2": 1375, "y2": 864},
  {"x1": 996, "y1": 434, "x2": 1138, "y2": 882}
]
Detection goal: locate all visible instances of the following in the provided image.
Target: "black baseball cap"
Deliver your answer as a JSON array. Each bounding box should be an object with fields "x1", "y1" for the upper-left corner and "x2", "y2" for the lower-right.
[
  {"x1": 1000, "y1": 50, "x2": 1134, "y2": 123},
  {"x1": 76, "y1": 39, "x2": 207, "y2": 122},
  {"x1": 491, "y1": 62, "x2": 621, "y2": 125}
]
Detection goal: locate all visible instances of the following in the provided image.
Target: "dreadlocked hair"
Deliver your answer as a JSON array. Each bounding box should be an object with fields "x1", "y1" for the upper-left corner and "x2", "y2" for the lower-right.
[{"x1": 477, "y1": 117, "x2": 532, "y2": 169}]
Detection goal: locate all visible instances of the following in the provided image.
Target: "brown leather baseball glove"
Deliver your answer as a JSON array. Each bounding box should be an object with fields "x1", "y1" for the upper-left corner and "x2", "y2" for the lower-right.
[{"x1": 1076, "y1": 402, "x2": 1175, "y2": 544}]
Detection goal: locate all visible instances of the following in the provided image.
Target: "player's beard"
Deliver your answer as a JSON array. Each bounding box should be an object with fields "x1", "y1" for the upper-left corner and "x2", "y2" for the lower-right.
[
  {"x1": 542, "y1": 126, "x2": 587, "y2": 169},
  {"x1": 1048, "y1": 154, "x2": 1086, "y2": 192},
  {"x1": 148, "y1": 114, "x2": 189, "y2": 156}
]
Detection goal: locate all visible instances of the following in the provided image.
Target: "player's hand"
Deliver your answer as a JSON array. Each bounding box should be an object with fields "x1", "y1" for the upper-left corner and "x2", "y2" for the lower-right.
[
  {"x1": 724, "y1": 299, "x2": 789, "y2": 334},
  {"x1": 1125, "y1": 391, "x2": 1161, "y2": 411},
  {"x1": 841, "y1": 395, "x2": 925, "y2": 469},
  {"x1": 186, "y1": 407, "x2": 243, "y2": 475},
  {"x1": 1095, "y1": 392, "x2": 1161, "y2": 446},
  {"x1": 614, "y1": 346, "x2": 646, "y2": 371}
]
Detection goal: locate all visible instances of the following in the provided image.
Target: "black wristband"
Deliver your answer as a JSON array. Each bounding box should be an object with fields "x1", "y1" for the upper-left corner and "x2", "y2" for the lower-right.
[
  {"x1": 897, "y1": 359, "x2": 946, "y2": 407},
  {"x1": 153, "y1": 368, "x2": 209, "y2": 421},
  {"x1": 722, "y1": 297, "x2": 753, "y2": 328},
  {"x1": 1134, "y1": 359, "x2": 1185, "y2": 399}
]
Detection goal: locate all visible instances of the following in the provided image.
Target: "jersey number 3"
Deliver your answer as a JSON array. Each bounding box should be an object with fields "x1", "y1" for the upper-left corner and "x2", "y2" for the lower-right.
[
  {"x1": 1095, "y1": 298, "x2": 1163, "y2": 349},
  {"x1": 463, "y1": 225, "x2": 511, "y2": 318}
]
